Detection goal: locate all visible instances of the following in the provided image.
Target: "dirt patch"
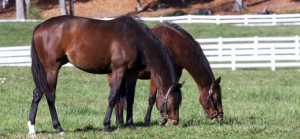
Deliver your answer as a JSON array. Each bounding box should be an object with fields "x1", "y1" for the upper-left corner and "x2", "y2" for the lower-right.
[{"x1": 0, "y1": 0, "x2": 300, "y2": 19}]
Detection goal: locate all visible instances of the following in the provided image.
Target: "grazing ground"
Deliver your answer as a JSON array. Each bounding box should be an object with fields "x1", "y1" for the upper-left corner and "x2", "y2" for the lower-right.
[
  {"x1": 1, "y1": 21, "x2": 300, "y2": 46},
  {"x1": 0, "y1": 67, "x2": 299, "y2": 138}
]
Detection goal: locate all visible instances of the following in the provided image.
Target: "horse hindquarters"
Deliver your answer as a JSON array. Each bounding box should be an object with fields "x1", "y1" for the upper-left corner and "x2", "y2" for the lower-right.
[{"x1": 28, "y1": 33, "x2": 65, "y2": 135}]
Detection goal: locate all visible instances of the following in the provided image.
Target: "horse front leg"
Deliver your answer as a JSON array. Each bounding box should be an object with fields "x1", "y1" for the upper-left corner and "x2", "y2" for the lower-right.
[
  {"x1": 144, "y1": 76, "x2": 157, "y2": 124},
  {"x1": 125, "y1": 74, "x2": 138, "y2": 130},
  {"x1": 103, "y1": 67, "x2": 126, "y2": 132}
]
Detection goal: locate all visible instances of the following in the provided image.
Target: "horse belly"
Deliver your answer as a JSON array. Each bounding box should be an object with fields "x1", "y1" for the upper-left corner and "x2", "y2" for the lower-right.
[{"x1": 66, "y1": 51, "x2": 112, "y2": 74}]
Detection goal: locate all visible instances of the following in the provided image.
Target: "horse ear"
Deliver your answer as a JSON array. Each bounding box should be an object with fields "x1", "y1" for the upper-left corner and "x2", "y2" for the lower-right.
[{"x1": 215, "y1": 77, "x2": 221, "y2": 84}]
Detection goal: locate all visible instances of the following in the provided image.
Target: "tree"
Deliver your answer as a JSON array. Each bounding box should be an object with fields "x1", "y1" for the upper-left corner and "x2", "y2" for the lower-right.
[
  {"x1": 232, "y1": 0, "x2": 246, "y2": 12},
  {"x1": 59, "y1": 0, "x2": 68, "y2": 15},
  {"x1": 69, "y1": 0, "x2": 74, "y2": 16},
  {"x1": 16, "y1": 0, "x2": 25, "y2": 19},
  {"x1": 25, "y1": 0, "x2": 31, "y2": 15},
  {"x1": 137, "y1": 0, "x2": 142, "y2": 11}
]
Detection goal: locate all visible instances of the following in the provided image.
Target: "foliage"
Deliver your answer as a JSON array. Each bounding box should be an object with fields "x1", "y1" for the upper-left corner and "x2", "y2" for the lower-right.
[
  {"x1": 0, "y1": 67, "x2": 299, "y2": 138},
  {"x1": 26, "y1": 5, "x2": 42, "y2": 20}
]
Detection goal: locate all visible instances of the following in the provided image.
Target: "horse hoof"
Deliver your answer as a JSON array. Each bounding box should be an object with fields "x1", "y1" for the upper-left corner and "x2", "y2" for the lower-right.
[
  {"x1": 116, "y1": 121, "x2": 124, "y2": 126},
  {"x1": 128, "y1": 124, "x2": 136, "y2": 130},
  {"x1": 27, "y1": 133, "x2": 37, "y2": 138},
  {"x1": 58, "y1": 131, "x2": 66, "y2": 135},
  {"x1": 104, "y1": 126, "x2": 111, "y2": 132},
  {"x1": 144, "y1": 119, "x2": 150, "y2": 124}
]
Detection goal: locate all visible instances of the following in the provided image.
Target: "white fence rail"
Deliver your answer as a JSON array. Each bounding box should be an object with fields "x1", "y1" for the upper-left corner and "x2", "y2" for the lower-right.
[
  {"x1": 97, "y1": 14, "x2": 300, "y2": 25},
  {"x1": 1, "y1": 14, "x2": 300, "y2": 25},
  {"x1": 1, "y1": 36, "x2": 300, "y2": 70}
]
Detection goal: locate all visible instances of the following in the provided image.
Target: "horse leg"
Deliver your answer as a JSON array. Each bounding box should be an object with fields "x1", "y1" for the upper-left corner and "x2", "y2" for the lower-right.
[
  {"x1": 144, "y1": 76, "x2": 157, "y2": 124},
  {"x1": 103, "y1": 67, "x2": 126, "y2": 132},
  {"x1": 27, "y1": 88, "x2": 43, "y2": 136},
  {"x1": 45, "y1": 67, "x2": 65, "y2": 134},
  {"x1": 125, "y1": 74, "x2": 138, "y2": 130},
  {"x1": 115, "y1": 79, "x2": 126, "y2": 125},
  {"x1": 108, "y1": 74, "x2": 124, "y2": 126}
]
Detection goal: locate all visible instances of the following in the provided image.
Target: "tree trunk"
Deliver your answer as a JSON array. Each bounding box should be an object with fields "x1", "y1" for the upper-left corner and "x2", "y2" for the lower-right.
[
  {"x1": 59, "y1": 0, "x2": 68, "y2": 15},
  {"x1": 232, "y1": 0, "x2": 246, "y2": 12},
  {"x1": 25, "y1": 0, "x2": 31, "y2": 15},
  {"x1": 69, "y1": 0, "x2": 74, "y2": 16},
  {"x1": 137, "y1": 0, "x2": 142, "y2": 11},
  {"x1": 16, "y1": 0, "x2": 26, "y2": 20},
  {"x1": 157, "y1": 0, "x2": 162, "y2": 9}
]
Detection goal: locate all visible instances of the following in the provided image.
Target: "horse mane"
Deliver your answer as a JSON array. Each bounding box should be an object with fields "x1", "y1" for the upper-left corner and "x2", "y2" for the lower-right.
[
  {"x1": 160, "y1": 21, "x2": 215, "y2": 81},
  {"x1": 127, "y1": 15, "x2": 182, "y2": 106},
  {"x1": 127, "y1": 15, "x2": 177, "y2": 82}
]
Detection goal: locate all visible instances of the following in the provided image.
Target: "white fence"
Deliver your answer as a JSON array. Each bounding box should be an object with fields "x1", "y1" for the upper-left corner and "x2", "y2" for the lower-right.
[
  {"x1": 1, "y1": 14, "x2": 300, "y2": 25},
  {"x1": 1, "y1": 36, "x2": 300, "y2": 70},
  {"x1": 97, "y1": 14, "x2": 300, "y2": 26},
  {"x1": 98, "y1": 14, "x2": 300, "y2": 25}
]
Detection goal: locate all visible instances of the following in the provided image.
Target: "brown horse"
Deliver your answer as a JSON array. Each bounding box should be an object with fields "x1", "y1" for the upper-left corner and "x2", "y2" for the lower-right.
[
  {"x1": 27, "y1": 15, "x2": 184, "y2": 135},
  {"x1": 109, "y1": 22, "x2": 223, "y2": 125}
]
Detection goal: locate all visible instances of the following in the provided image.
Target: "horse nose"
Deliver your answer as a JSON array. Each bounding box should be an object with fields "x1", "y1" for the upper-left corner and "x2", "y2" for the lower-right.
[
  {"x1": 218, "y1": 116, "x2": 223, "y2": 122},
  {"x1": 211, "y1": 117, "x2": 216, "y2": 123},
  {"x1": 165, "y1": 119, "x2": 179, "y2": 126}
]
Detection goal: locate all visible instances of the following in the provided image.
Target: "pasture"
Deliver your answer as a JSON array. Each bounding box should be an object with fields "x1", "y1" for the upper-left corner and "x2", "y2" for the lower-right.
[{"x1": 0, "y1": 67, "x2": 299, "y2": 138}]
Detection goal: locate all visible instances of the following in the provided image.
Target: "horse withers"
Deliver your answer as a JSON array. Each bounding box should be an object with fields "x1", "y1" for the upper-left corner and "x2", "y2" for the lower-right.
[
  {"x1": 111, "y1": 22, "x2": 223, "y2": 125},
  {"x1": 28, "y1": 15, "x2": 183, "y2": 136}
]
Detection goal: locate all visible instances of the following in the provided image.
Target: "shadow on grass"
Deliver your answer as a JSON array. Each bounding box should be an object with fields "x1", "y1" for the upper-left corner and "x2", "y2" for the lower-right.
[
  {"x1": 134, "y1": 120, "x2": 159, "y2": 127},
  {"x1": 74, "y1": 124, "x2": 103, "y2": 132},
  {"x1": 180, "y1": 116, "x2": 247, "y2": 128}
]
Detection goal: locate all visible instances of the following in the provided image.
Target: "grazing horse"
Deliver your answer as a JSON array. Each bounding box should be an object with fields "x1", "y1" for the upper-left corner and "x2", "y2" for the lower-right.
[
  {"x1": 109, "y1": 22, "x2": 223, "y2": 125},
  {"x1": 28, "y1": 15, "x2": 183, "y2": 135}
]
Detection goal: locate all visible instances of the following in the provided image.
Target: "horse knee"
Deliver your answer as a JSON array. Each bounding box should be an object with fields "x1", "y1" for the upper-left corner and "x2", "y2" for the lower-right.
[{"x1": 148, "y1": 94, "x2": 156, "y2": 104}]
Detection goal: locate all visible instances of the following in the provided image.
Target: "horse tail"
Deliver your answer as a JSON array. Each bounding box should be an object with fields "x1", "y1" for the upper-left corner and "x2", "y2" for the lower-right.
[{"x1": 31, "y1": 24, "x2": 55, "y2": 102}]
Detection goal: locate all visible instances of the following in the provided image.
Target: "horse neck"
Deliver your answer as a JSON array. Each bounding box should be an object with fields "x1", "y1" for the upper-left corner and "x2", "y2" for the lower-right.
[
  {"x1": 144, "y1": 49, "x2": 176, "y2": 91},
  {"x1": 149, "y1": 60, "x2": 176, "y2": 91}
]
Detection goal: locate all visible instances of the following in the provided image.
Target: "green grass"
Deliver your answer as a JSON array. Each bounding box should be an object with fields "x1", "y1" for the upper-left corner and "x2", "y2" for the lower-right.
[
  {"x1": 0, "y1": 67, "x2": 300, "y2": 138},
  {"x1": 1, "y1": 21, "x2": 300, "y2": 46}
]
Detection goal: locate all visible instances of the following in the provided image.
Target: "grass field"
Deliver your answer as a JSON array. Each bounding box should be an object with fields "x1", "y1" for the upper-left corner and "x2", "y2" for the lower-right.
[
  {"x1": 0, "y1": 67, "x2": 299, "y2": 138},
  {"x1": 1, "y1": 21, "x2": 300, "y2": 46}
]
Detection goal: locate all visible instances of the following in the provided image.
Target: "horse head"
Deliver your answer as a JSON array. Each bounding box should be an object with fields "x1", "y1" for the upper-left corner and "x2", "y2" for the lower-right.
[
  {"x1": 200, "y1": 77, "x2": 223, "y2": 122},
  {"x1": 156, "y1": 81, "x2": 185, "y2": 126}
]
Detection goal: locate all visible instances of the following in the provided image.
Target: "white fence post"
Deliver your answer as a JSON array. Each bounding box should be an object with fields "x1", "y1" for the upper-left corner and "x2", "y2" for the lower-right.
[
  {"x1": 271, "y1": 46, "x2": 276, "y2": 71},
  {"x1": 244, "y1": 14, "x2": 248, "y2": 25},
  {"x1": 231, "y1": 47, "x2": 236, "y2": 71},
  {"x1": 296, "y1": 35, "x2": 299, "y2": 61},
  {"x1": 254, "y1": 36, "x2": 258, "y2": 57},
  {"x1": 218, "y1": 37, "x2": 223, "y2": 58},
  {"x1": 188, "y1": 14, "x2": 191, "y2": 24},
  {"x1": 272, "y1": 14, "x2": 276, "y2": 25},
  {"x1": 216, "y1": 15, "x2": 220, "y2": 25},
  {"x1": 159, "y1": 16, "x2": 163, "y2": 23}
]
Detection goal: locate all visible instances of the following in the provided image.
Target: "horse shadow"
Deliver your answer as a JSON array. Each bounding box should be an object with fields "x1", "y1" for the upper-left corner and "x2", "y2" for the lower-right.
[{"x1": 179, "y1": 116, "x2": 249, "y2": 128}]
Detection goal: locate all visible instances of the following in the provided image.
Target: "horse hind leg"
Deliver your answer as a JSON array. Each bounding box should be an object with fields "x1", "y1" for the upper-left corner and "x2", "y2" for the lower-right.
[
  {"x1": 27, "y1": 88, "x2": 43, "y2": 137},
  {"x1": 44, "y1": 64, "x2": 65, "y2": 134},
  {"x1": 108, "y1": 74, "x2": 125, "y2": 126}
]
